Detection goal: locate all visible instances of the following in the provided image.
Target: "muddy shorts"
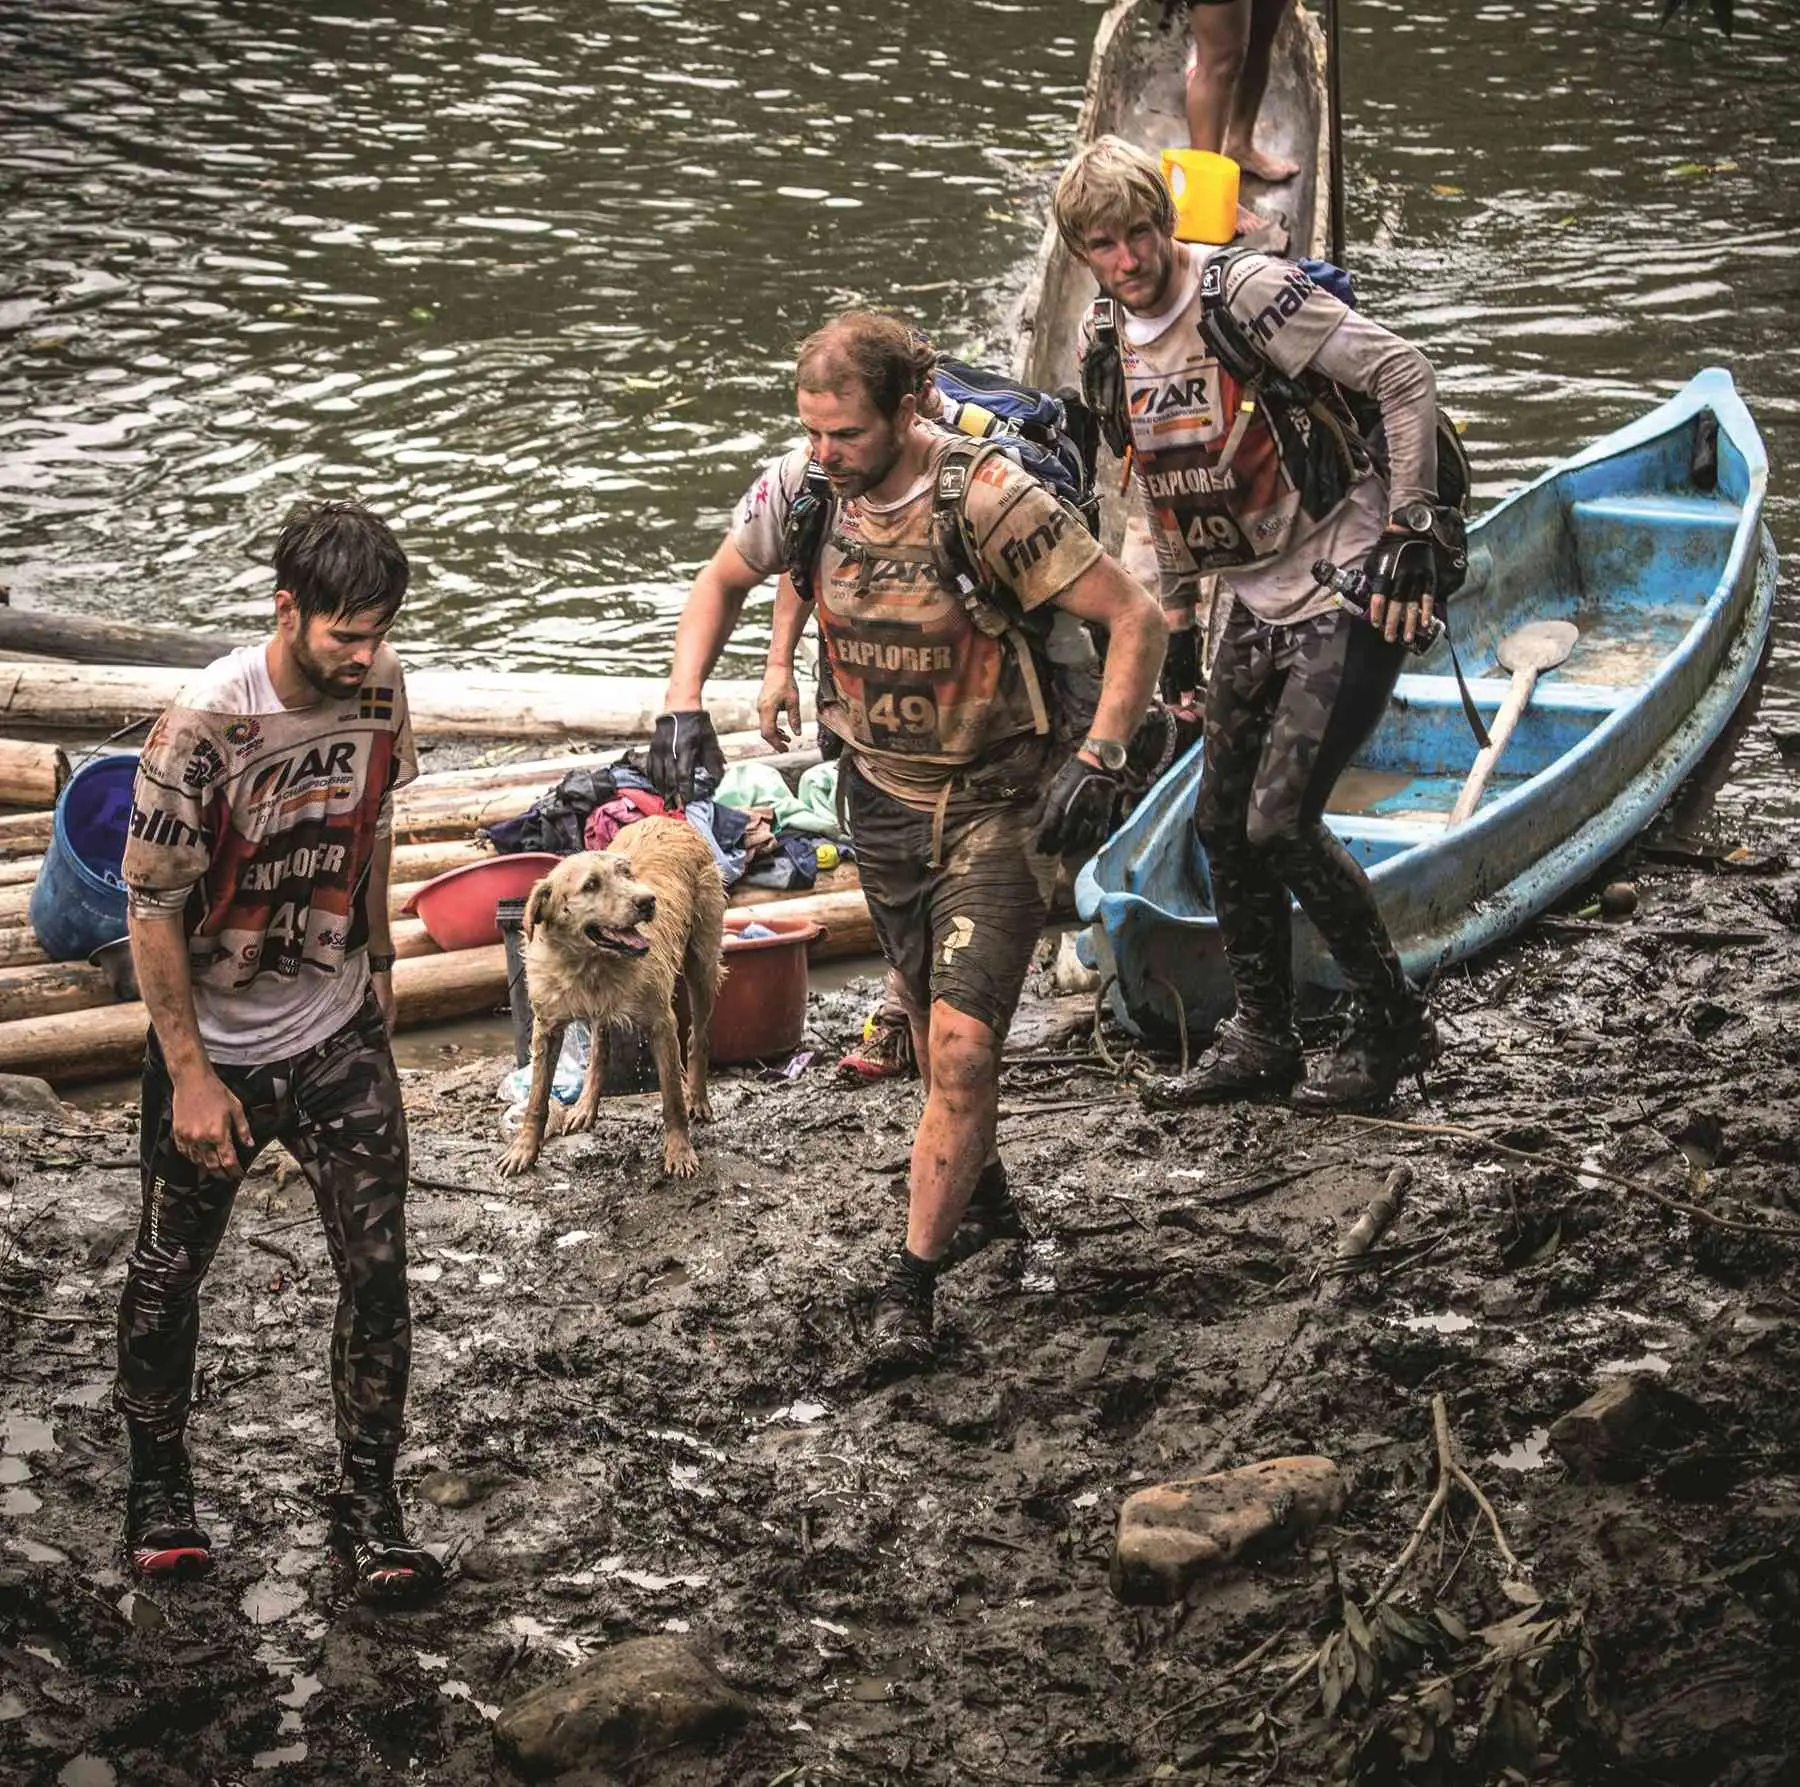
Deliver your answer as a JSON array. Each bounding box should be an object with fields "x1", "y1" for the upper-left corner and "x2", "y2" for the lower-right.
[
  {"x1": 115, "y1": 994, "x2": 412, "y2": 1456},
  {"x1": 844, "y1": 759, "x2": 1059, "y2": 1037}
]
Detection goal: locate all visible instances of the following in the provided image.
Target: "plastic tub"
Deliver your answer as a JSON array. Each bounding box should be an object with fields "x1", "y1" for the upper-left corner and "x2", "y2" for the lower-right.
[
  {"x1": 710, "y1": 913, "x2": 824, "y2": 1064},
  {"x1": 29, "y1": 752, "x2": 139, "y2": 962},
  {"x1": 401, "y1": 852, "x2": 561, "y2": 952}
]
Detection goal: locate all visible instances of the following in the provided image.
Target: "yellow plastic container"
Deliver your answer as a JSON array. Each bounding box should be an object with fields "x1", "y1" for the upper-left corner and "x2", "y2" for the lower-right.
[{"x1": 1160, "y1": 148, "x2": 1240, "y2": 245}]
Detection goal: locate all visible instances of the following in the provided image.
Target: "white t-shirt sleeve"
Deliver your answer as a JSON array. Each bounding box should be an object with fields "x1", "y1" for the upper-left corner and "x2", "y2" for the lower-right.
[{"x1": 728, "y1": 449, "x2": 811, "y2": 580}]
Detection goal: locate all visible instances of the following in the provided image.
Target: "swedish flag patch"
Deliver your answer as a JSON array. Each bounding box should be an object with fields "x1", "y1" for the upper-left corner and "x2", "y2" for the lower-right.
[{"x1": 359, "y1": 686, "x2": 395, "y2": 720}]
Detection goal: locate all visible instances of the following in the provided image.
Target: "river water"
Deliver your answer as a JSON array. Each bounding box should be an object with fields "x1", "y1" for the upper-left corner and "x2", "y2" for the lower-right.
[{"x1": 1, "y1": 0, "x2": 1794, "y2": 815}]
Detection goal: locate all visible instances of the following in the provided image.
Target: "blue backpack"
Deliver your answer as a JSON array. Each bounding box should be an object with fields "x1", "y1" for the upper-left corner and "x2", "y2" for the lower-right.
[{"x1": 930, "y1": 356, "x2": 1101, "y2": 534}]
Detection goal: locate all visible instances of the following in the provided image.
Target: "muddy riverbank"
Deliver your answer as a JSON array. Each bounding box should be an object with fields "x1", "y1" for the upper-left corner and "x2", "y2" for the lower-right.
[{"x1": 2, "y1": 823, "x2": 1797, "y2": 1786}]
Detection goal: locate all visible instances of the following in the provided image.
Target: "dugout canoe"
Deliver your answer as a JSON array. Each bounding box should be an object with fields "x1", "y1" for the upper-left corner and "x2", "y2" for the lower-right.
[
  {"x1": 1013, "y1": 0, "x2": 1331, "y2": 401},
  {"x1": 1075, "y1": 367, "x2": 1779, "y2": 1040},
  {"x1": 1012, "y1": 0, "x2": 1330, "y2": 591}
]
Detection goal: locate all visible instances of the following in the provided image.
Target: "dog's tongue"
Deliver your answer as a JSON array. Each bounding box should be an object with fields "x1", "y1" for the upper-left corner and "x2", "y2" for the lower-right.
[{"x1": 601, "y1": 926, "x2": 652, "y2": 955}]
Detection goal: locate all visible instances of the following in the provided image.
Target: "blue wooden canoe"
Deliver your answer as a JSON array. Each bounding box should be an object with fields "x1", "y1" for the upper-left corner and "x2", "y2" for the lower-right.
[{"x1": 1075, "y1": 367, "x2": 1778, "y2": 1041}]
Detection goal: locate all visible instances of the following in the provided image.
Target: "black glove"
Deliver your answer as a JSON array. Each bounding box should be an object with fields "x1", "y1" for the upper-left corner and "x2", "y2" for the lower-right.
[
  {"x1": 1362, "y1": 504, "x2": 1468, "y2": 606},
  {"x1": 647, "y1": 710, "x2": 725, "y2": 806},
  {"x1": 1360, "y1": 505, "x2": 1467, "y2": 645},
  {"x1": 1032, "y1": 753, "x2": 1123, "y2": 857},
  {"x1": 1159, "y1": 625, "x2": 1202, "y2": 706}
]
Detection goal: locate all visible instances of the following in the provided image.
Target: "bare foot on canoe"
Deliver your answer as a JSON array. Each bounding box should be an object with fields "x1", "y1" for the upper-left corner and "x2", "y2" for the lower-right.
[
  {"x1": 1234, "y1": 207, "x2": 1290, "y2": 255},
  {"x1": 1230, "y1": 144, "x2": 1301, "y2": 185}
]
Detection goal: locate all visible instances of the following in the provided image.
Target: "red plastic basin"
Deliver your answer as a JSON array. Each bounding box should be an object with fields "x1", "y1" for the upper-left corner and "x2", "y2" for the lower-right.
[
  {"x1": 710, "y1": 914, "x2": 824, "y2": 1064},
  {"x1": 401, "y1": 853, "x2": 561, "y2": 952}
]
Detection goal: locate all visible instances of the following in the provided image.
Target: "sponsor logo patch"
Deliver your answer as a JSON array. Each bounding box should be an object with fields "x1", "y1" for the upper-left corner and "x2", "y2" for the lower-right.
[
  {"x1": 224, "y1": 717, "x2": 262, "y2": 756},
  {"x1": 182, "y1": 737, "x2": 226, "y2": 792}
]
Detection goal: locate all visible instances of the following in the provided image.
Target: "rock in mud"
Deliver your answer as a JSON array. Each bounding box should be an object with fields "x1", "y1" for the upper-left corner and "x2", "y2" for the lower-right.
[
  {"x1": 419, "y1": 1464, "x2": 511, "y2": 1509},
  {"x1": 494, "y1": 1636, "x2": 751, "y2": 1778},
  {"x1": 0, "y1": 1073, "x2": 66, "y2": 1121},
  {"x1": 1110, "y1": 1455, "x2": 1344, "y2": 1606},
  {"x1": 1548, "y1": 1373, "x2": 1690, "y2": 1481}
]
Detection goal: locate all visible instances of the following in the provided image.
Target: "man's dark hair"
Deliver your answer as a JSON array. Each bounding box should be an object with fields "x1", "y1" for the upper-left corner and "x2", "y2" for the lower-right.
[{"x1": 273, "y1": 499, "x2": 409, "y2": 624}]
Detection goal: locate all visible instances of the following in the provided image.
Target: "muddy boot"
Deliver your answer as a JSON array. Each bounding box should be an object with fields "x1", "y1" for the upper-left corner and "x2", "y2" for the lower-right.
[
  {"x1": 329, "y1": 1448, "x2": 445, "y2": 1608},
  {"x1": 1138, "y1": 1014, "x2": 1303, "y2": 1110},
  {"x1": 1292, "y1": 993, "x2": 1441, "y2": 1113},
  {"x1": 866, "y1": 1249, "x2": 938, "y2": 1379},
  {"x1": 939, "y1": 1160, "x2": 1027, "y2": 1271},
  {"x1": 124, "y1": 1436, "x2": 211, "y2": 1580}
]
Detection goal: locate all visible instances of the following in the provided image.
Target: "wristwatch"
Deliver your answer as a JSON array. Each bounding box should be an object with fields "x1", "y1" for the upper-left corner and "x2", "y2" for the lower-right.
[
  {"x1": 1388, "y1": 501, "x2": 1437, "y2": 536},
  {"x1": 368, "y1": 951, "x2": 397, "y2": 974},
  {"x1": 1081, "y1": 736, "x2": 1129, "y2": 772}
]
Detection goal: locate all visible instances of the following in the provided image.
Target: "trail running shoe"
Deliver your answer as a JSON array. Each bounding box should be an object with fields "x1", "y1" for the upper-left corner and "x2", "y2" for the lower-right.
[
  {"x1": 125, "y1": 1455, "x2": 212, "y2": 1580},
  {"x1": 837, "y1": 1007, "x2": 915, "y2": 1082},
  {"x1": 1138, "y1": 1014, "x2": 1303, "y2": 1109},
  {"x1": 327, "y1": 1484, "x2": 446, "y2": 1607}
]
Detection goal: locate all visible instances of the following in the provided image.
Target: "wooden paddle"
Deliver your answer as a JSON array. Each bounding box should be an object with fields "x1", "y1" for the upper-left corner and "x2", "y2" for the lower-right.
[{"x1": 1446, "y1": 620, "x2": 1579, "y2": 828}]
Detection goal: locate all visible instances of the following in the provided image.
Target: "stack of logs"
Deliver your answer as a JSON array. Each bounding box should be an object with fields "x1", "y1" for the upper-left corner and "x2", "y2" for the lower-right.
[{"x1": 0, "y1": 610, "x2": 871, "y2": 1085}]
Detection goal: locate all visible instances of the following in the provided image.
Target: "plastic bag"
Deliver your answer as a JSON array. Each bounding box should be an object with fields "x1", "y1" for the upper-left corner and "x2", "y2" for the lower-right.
[{"x1": 498, "y1": 1021, "x2": 591, "y2": 1108}]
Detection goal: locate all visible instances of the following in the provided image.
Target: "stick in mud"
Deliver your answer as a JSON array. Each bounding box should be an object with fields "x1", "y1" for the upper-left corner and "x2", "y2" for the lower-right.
[{"x1": 1334, "y1": 1113, "x2": 1800, "y2": 1239}]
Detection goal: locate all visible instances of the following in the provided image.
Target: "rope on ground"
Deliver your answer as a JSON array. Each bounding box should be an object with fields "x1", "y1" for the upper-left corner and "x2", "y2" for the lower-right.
[{"x1": 1332, "y1": 1113, "x2": 1800, "y2": 1239}]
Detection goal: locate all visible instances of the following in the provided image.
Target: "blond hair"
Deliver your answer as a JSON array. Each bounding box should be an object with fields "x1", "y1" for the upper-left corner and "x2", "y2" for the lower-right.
[
  {"x1": 1052, "y1": 135, "x2": 1175, "y2": 256},
  {"x1": 794, "y1": 310, "x2": 935, "y2": 420}
]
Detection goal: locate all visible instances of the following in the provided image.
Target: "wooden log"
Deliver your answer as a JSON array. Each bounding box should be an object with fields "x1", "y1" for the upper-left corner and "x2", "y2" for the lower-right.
[
  {"x1": 0, "y1": 945, "x2": 512, "y2": 1087},
  {"x1": 0, "y1": 926, "x2": 48, "y2": 969},
  {"x1": 0, "y1": 959, "x2": 116, "y2": 1025},
  {"x1": 0, "y1": 663, "x2": 781, "y2": 742},
  {"x1": 728, "y1": 886, "x2": 875, "y2": 961},
  {"x1": 0, "y1": 608, "x2": 250, "y2": 668},
  {"x1": 0, "y1": 740, "x2": 70, "y2": 806},
  {"x1": 0, "y1": 736, "x2": 826, "y2": 859}
]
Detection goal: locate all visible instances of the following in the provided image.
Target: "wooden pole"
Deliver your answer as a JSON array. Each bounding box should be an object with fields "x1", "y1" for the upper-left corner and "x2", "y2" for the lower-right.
[
  {"x1": 1325, "y1": 0, "x2": 1346, "y2": 267},
  {"x1": 0, "y1": 944, "x2": 513, "y2": 1087},
  {"x1": 0, "y1": 883, "x2": 882, "y2": 1083},
  {"x1": 0, "y1": 663, "x2": 782, "y2": 742},
  {"x1": 0, "y1": 608, "x2": 250, "y2": 668},
  {"x1": 0, "y1": 740, "x2": 70, "y2": 807}
]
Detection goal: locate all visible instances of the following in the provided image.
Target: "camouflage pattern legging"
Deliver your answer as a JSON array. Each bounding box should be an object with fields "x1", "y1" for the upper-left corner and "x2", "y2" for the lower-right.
[
  {"x1": 116, "y1": 995, "x2": 412, "y2": 1457},
  {"x1": 1190, "y1": 602, "x2": 1412, "y2": 1030}
]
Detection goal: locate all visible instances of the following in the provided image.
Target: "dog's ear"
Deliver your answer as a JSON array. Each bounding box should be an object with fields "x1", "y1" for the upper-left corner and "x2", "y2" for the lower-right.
[{"x1": 524, "y1": 879, "x2": 556, "y2": 938}]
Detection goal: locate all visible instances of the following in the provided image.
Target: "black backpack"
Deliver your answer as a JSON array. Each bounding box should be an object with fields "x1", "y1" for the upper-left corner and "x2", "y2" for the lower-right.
[{"x1": 1085, "y1": 250, "x2": 1470, "y2": 548}]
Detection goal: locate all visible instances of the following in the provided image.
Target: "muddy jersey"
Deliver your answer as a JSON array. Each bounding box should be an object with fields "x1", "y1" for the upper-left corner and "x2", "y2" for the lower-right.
[
  {"x1": 123, "y1": 643, "x2": 417, "y2": 1064},
  {"x1": 1085, "y1": 248, "x2": 1398, "y2": 628},
  {"x1": 732, "y1": 436, "x2": 1102, "y2": 805}
]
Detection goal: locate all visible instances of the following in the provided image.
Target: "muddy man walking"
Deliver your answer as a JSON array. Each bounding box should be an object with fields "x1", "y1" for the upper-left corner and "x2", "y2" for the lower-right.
[
  {"x1": 1057, "y1": 138, "x2": 1465, "y2": 1109},
  {"x1": 114, "y1": 499, "x2": 443, "y2": 1603},
  {"x1": 656, "y1": 312, "x2": 1165, "y2": 1372}
]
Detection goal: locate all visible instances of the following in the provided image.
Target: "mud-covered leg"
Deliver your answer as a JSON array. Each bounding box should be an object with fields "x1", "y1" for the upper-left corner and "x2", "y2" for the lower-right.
[
  {"x1": 682, "y1": 961, "x2": 718, "y2": 1126},
  {"x1": 648, "y1": 1010, "x2": 697, "y2": 1177},
  {"x1": 564, "y1": 1022, "x2": 608, "y2": 1135},
  {"x1": 498, "y1": 1018, "x2": 565, "y2": 1176}
]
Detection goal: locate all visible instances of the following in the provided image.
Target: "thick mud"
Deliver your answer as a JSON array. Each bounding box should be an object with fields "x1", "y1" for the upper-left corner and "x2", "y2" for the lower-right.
[{"x1": 3, "y1": 829, "x2": 1797, "y2": 1786}]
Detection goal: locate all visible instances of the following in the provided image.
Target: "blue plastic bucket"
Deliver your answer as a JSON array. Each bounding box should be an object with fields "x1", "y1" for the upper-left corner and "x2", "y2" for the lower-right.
[{"x1": 29, "y1": 752, "x2": 141, "y2": 961}]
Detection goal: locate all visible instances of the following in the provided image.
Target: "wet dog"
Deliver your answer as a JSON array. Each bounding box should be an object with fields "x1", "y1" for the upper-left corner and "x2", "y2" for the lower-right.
[{"x1": 497, "y1": 818, "x2": 727, "y2": 1180}]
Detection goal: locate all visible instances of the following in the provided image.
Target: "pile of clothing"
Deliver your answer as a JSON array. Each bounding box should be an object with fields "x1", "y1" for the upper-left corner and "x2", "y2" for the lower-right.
[{"x1": 479, "y1": 754, "x2": 851, "y2": 894}]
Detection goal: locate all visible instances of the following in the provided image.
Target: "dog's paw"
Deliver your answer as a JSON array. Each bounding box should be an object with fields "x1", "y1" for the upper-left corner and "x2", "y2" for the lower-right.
[
  {"x1": 686, "y1": 1091, "x2": 714, "y2": 1125},
  {"x1": 561, "y1": 1104, "x2": 600, "y2": 1136},
  {"x1": 496, "y1": 1137, "x2": 541, "y2": 1178},
  {"x1": 663, "y1": 1135, "x2": 700, "y2": 1179}
]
